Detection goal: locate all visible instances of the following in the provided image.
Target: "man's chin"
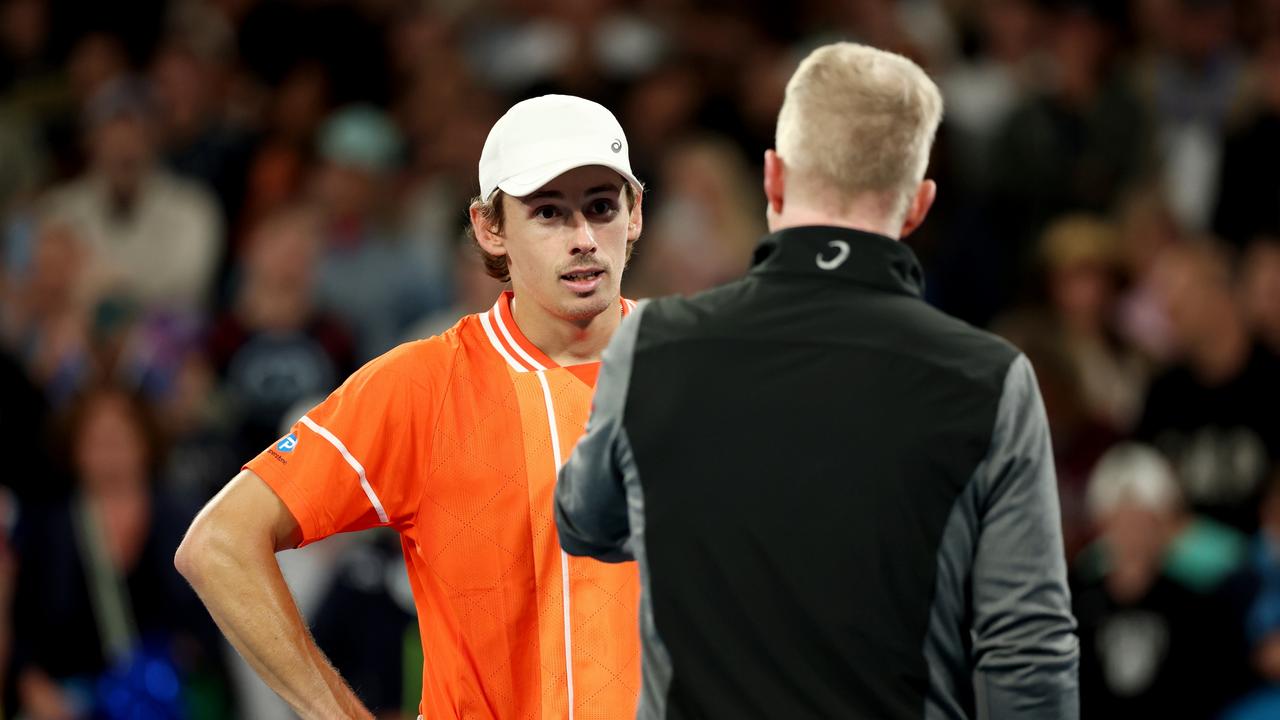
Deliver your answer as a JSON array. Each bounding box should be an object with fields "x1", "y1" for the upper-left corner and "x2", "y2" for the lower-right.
[{"x1": 558, "y1": 292, "x2": 616, "y2": 323}]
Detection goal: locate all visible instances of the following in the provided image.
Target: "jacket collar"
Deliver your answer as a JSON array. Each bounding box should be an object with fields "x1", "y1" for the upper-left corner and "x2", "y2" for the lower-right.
[{"x1": 750, "y1": 225, "x2": 925, "y2": 298}]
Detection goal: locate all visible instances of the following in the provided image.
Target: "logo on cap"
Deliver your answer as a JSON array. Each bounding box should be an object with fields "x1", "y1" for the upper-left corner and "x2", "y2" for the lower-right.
[{"x1": 611, "y1": 139, "x2": 622, "y2": 153}]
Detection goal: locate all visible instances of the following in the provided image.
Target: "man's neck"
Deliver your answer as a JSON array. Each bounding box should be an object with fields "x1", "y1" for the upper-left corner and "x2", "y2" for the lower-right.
[
  {"x1": 768, "y1": 201, "x2": 899, "y2": 239},
  {"x1": 510, "y1": 293, "x2": 621, "y2": 366}
]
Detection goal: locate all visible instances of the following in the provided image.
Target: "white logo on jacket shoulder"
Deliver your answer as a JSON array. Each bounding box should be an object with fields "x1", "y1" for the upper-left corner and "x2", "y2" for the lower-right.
[{"x1": 816, "y1": 240, "x2": 851, "y2": 270}]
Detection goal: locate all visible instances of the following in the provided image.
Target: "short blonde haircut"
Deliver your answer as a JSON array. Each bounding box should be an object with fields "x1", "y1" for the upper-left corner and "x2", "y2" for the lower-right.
[{"x1": 776, "y1": 42, "x2": 943, "y2": 221}]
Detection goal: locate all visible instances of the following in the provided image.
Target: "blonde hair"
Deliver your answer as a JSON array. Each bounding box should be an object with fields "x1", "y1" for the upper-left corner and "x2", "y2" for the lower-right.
[{"x1": 775, "y1": 42, "x2": 943, "y2": 221}]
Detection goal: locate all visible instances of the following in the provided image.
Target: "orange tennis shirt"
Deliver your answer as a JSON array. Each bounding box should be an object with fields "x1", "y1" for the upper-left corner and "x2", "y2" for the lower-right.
[{"x1": 246, "y1": 291, "x2": 642, "y2": 719}]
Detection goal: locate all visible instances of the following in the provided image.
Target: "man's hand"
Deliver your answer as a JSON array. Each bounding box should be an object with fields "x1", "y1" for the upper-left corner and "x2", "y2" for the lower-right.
[{"x1": 175, "y1": 470, "x2": 374, "y2": 720}]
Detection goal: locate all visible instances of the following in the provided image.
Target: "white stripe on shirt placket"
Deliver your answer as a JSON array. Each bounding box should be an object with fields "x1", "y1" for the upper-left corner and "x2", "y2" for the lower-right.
[{"x1": 536, "y1": 369, "x2": 575, "y2": 720}]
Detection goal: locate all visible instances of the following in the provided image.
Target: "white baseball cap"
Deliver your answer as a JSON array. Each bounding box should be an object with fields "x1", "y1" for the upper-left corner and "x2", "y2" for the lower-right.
[{"x1": 478, "y1": 94, "x2": 641, "y2": 200}]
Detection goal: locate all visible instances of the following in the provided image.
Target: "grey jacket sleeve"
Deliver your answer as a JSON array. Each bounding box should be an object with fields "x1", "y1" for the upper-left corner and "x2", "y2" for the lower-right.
[
  {"x1": 972, "y1": 354, "x2": 1080, "y2": 719},
  {"x1": 554, "y1": 303, "x2": 645, "y2": 563}
]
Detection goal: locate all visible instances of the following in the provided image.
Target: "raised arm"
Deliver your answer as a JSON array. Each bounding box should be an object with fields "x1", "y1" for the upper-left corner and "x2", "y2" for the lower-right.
[{"x1": 174, "y1": 469, "x2": 373, "y2": 720}]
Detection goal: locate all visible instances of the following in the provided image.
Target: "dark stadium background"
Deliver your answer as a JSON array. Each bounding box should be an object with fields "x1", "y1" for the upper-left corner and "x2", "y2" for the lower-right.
[{"x1": 2, "y1": 0, "x2": 1279, "y2": 717}]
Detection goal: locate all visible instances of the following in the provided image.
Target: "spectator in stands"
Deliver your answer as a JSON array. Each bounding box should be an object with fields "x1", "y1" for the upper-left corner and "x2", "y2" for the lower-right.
[
  {"x1": 988, "y1": 0, "x2": 1152, "y2": 233},
  {"x1": 154, "y1": 347, "x2": 239, "y2": 514},
  {"x1": 207, "y1": 204, "x2": 355, "y2": 454},
  {"x1": 0, "y1": 216, "x2": 96, "y2": 406},
  {"x1": 1074, "y1": 443, "x2": 1251, "y2": 719},
  {"x1": 308, "y1": 105, "x2": 442, "y2": 360},
  {"x1": 1039, "y1": 215, "x2": 1148, "y2": 430},
  {"x1": 1114, "y1": 187, "x2": 1183, "y2": 363},
  {"x1": 625, "y1": 136, "x2": 763, "y2": 297},
  {"x1": 990, "y1": 0, "x2": 1149, "y2": 276},
  {"x1": 10, "y1": 384, "x2": 230, "y2": 719},
  {"x1": 149, "y1": 34, "x2": 253, "y2": 227},
  {"x1": 41, "y1": 78, "x2": 222, "y2": 314},
  {"x1": 939, "y1": 0, "x2": 1046, "y2": 195},
  {"x1": 1136, "y1": 241, "x2": 1280, "y2": 532},
  {"x1": 235, "y1": 61, "x2": 330, "y2": 248},
  {"x1": 403, "y1": 241, "x2": 501, "y2": 342},
  {"x1": 1137, "y1": 0, "x2": 1250, "y2": 233}
]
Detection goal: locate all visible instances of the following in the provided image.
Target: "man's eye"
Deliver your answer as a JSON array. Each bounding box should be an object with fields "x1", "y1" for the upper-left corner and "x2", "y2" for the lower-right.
[
  {"x1": 589, "y1": 200, "x2": 617, "y2": 216},
  {"x1": 536, "y1": 206, "x2": 559, "y2": 220}
]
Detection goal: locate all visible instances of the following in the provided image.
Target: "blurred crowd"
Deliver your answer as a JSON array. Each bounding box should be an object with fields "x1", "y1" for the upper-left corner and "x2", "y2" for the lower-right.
[{"x1": 1, "y1": 0, "x2": 1279, "y2": 717}]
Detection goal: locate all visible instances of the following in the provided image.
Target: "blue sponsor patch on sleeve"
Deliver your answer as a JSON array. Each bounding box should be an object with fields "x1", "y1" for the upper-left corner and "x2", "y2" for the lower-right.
[{"x1": 276, "y1": 433, "x2": 299, "y2": 453}]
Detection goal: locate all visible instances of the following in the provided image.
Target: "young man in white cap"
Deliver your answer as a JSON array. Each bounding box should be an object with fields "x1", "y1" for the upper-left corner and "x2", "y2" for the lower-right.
[{"x1": 177, "y1": 95, "x2": 644, "y2": 719}]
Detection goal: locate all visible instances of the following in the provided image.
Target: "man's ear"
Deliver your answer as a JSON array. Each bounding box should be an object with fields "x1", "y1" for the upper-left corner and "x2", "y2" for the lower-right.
[
  {"x1": 763, "y1": 149, "x2": 785, "y2": 217},
  {"x1": 899, "y1": 179, "x2": 937, "y2": 238},
  {"x1": 627, "y1": 189, "x2": 644, "y2": 242},
  {"x1": 469, "y1": 200, "x2": 506, "y2": 258}
]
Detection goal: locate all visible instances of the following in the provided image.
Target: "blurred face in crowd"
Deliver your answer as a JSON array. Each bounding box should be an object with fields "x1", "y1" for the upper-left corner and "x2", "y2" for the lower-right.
[
  {"x1": 1099, "y1": 501, "x2": 1174, "y2": 603},
  {"x1": 311, "y1": 163, "x2": 378, "y2": 222},
  {"x1": 67, "y1": 32, "x2": 127, "y2": 102},
  {"x1": 1051, "y1": 10, "x2": 1110, "y2": 99},
  {"x1": 92, "y1": 114, "x2": 154, "y2": 196},
  {"x1": 151, "y1": 45, "x2": 214, "y2": 142},
  {"x1": 27, "y1": 221, "x2": 85, "y2": 310},
  {"x1": 1119, "y1": 192, "x2": 1180, "y2": 277},
  {"x1": 1050, "y1": 261, "x2": 1114, "y2": 333},
  {"x1": 479, "y1": 165, "x2": 640, "y2": 324},
  {"x1": 624, "y1": 66, "x2": 700, "y2": 150},
  {"x1": 73, "y1": 390, "x2": 151, "y2": 494},
  {"x1": 272, "y1": 63, "x2": 329, "y2": 142},
  {"x1": 1150, "y1": 246, "x2": 1236, "y2": 353},
  {"x1": 246, "y1": 209, "x2": 322, "y2": 293}
]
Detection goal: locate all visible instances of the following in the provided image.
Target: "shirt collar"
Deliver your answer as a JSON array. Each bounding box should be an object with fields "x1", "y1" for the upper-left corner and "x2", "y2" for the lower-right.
[{"x1": 749, "y1": 225, "x2": 925, "y2": 298}]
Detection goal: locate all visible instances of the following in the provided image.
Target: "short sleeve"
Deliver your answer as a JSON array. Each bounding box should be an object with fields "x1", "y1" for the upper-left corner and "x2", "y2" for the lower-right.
[{"x1": 245, "y1": 354, "x2": 430, "y2": 545}]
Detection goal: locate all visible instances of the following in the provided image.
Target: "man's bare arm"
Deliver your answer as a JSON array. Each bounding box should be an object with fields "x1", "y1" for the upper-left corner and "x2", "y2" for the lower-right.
[{"x1": 174, "y1": 469, "x2": 374, "y2": 720}]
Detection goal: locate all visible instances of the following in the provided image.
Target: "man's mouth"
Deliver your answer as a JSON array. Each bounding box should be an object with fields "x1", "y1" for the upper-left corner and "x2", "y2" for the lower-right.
[
  {"x1": 560, "y1": 269, "x2": 604, "y2": 282},
  {"x1": 560, "y1": 268, "x2": 606, "y2": 293}
]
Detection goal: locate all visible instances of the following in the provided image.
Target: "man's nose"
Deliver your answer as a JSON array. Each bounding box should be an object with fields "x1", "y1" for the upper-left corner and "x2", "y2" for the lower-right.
[{"x1": 569, "y1": 215, "x2": 598, "y2": 256}]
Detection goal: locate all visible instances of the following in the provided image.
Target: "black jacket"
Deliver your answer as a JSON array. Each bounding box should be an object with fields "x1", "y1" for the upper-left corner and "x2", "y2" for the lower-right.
[{"x1": 556, "y1": 226, "x2": 1079, "y2": 719}]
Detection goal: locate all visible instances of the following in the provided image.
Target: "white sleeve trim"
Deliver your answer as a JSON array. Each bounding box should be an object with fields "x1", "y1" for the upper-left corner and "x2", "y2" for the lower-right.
[{"x1": 299, "y1": 415, "x2": 390, "y2": 524}]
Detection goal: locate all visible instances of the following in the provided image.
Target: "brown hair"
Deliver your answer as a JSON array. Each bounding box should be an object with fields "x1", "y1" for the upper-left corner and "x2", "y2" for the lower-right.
[{"x1": 466, "y1": 183, "x2": 641, "y2": 282}]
